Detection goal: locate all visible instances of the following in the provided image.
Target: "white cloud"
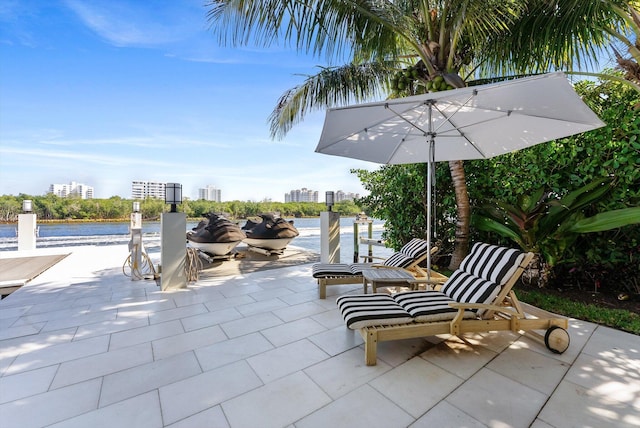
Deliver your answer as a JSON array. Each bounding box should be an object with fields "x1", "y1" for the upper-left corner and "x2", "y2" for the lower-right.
[{"x1": 63, "y1": 0, "x2": 202, "y2": 47}]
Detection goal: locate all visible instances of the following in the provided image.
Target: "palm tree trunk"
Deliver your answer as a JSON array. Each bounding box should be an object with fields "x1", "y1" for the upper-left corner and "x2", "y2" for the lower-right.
[{"x1": 448, "y1": 160, "x2": 470, "y2": 269}]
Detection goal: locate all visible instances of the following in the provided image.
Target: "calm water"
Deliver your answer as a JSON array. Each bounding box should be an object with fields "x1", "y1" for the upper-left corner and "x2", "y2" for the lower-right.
[{"x1": 0, "y1": 217, "x2": 394, "y2": 263}]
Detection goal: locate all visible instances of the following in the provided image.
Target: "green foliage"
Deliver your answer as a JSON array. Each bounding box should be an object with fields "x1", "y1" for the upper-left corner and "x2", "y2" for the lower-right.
[
  {"x1": 517, "y1": 288, "x2": 640, "y2": 335},
  {"x1": 0, "y1": 195, "x2": 362, "y2": 222},
  {"x1": 474, "y1": 177, "x2": 640, "y2": 266},
  {"x1": 354, "y1": 164, "x2": 428, "y2": 250},
  {"x1": 355, "y1": 73, "x2": 640, "y2": 290}
]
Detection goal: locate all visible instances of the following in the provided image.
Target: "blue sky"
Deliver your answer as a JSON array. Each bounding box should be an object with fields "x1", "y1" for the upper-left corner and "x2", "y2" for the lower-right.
[{"x1": 0, "y1": 0, "x2": 379, "y2": 201}]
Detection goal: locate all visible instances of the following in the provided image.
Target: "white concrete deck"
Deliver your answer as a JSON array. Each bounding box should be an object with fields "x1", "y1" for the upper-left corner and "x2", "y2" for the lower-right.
[{"x1": 0, "y1": 245, "x2": 638, "y2": 428}]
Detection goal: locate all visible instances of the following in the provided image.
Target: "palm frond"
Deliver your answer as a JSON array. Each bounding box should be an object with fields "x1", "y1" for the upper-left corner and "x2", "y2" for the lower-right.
[{"x1": 268, "y1": 61, "x2": 394, "y2": 139}]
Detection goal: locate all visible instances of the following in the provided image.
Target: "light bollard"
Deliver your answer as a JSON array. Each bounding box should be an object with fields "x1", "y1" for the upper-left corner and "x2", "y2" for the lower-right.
[
  {"x1": 129, "y1": 202, "x2": 143, "y2": 281},
  {"x1": 320, "y1": 191, "x2": 340, "y2": 263},
  {"x1": 160, "y1": 183, "x2": 187, "y2": 291},
  {"x1": 17, "y1": 200, "x2": 37, "y2": 251},
  {"x1": 160, "y1": 211, "x2": 187, "y2": 290}
]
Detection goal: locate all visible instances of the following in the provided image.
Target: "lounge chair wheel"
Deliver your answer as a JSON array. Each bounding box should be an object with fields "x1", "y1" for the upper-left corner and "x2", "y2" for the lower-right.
[{"x1": 544, "y1": 326, "x2": 570, "y2": 354}]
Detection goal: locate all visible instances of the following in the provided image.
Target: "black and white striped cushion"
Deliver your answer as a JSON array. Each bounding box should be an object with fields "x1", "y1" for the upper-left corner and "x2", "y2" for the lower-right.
[
  {"x1": 399, "y1": 238, "x2": 430, "y2": 259},
  {"x1": 382, "y1": 238, "x2": 429, "y2": 268},
  {"x1": 459, "y1": 243, "x2": 524, "y2": 285},
  {"x1": 382, "y1": 253, "x2": 413, "y2": 268},
  {"x1": 349, "y1": 263, "x2": 374, "y2": 274},
  {"x1": 312, "y1": 263, "x2": 354, "y2": 278},
  {"x1": 394, "y1": 291, "x2": 476, "y2": 322},
  {"x1": 336, "y1": 294, "x2": 413, "y2": 329},
  {"x1": 440, "y1": 270, "x2": 501, "y2": 316}
]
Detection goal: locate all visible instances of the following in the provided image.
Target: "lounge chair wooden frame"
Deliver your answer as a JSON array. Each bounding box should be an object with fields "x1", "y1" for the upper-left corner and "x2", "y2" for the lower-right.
[
  {"x1": 353, "y1": 252, "x2": 570, "y2": 365},
  {"x1": 316, "y1": 246, "x2": 438, "y2": 299}
]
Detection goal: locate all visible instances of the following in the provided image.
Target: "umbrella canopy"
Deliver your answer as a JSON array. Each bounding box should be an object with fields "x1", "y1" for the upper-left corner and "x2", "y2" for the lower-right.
[
  {"x1": 315, "y1": 72, "x2": 605, "y2": 273},
  {"x1": 316, "y1": 72, "x2": 604, "y2": 163}
]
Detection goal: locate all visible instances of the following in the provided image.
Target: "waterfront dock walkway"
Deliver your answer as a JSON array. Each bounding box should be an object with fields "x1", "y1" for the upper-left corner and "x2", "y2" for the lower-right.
[{"x1": 0, "y1": 245, "x2": 638, "y2": 427}]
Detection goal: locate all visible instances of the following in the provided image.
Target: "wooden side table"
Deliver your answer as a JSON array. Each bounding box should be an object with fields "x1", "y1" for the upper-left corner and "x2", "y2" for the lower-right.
[{"x1": 362, "y1": 268, "x2": 416, "y2": 294}]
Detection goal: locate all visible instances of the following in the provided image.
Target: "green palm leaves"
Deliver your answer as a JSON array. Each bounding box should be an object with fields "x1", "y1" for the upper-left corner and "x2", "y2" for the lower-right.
[{"x1": 474, "y1": 177, "x2": 640, "y2": 266}]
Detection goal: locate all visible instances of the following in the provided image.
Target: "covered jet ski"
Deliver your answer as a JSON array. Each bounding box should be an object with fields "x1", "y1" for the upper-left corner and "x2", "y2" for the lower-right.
[
  {"x1": 187, "y1": 213, "x2": 246, "y2": 256},
  {"x1": 242, "y1": 213, "x2": 299, "y2": 252}
]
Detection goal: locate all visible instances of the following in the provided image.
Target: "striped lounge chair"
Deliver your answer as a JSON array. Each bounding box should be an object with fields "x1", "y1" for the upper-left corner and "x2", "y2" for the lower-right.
[
  {"x1": 312, "y1": 238, "x2": 438, "y2": 299},
  {"x1": 336, "y1": 242, "x2": 570, "y2": 365}
]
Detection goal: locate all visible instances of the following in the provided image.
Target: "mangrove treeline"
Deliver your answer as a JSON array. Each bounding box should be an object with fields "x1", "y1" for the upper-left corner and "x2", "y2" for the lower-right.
[{"x1": 0, "y1": 194, "x2": 364, "y2": 222}]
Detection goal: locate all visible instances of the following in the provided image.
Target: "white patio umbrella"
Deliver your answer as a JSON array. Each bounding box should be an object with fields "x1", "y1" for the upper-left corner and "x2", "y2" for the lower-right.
[{"x1": 315, "y1": 72, "x2": 605, "y2": 274}]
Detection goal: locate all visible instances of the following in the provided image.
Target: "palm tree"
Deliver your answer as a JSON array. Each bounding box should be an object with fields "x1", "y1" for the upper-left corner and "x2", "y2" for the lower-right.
[{"x1": 207, "y1": 0, "x2": 631, "y2": 268}]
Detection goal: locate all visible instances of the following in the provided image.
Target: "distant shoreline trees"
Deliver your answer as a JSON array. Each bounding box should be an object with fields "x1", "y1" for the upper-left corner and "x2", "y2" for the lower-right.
[{"x1": 0, "y1": 195, "x2": 363, "y2": 222}]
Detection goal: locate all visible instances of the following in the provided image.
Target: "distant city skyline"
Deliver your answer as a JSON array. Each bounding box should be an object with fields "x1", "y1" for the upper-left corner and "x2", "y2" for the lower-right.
[{"x1": 0, "y1": 1, "x2": 380, "y2": 202}]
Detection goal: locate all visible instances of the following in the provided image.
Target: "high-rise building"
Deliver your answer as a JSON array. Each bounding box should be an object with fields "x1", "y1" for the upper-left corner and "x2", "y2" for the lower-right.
[
  {"x1": 131, "y1": 181, "x2": 166, "y2": 200},
  {"x1": 48, "y1": 181, "x2": 94, "y2": 199},
  {"x1": 335, "y1": 190, "x2": 360, "y2": 202},
  {"x1": 198, "y1": 185, "x2": 222, "y2": 202},
  {"x1": 285, "y1": 188, "x2": 318, "y2": 202}
]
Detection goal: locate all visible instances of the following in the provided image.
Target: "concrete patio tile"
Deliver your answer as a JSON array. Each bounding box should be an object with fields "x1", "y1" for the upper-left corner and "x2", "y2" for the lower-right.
[
  {"x1": 152, "y1": 324, "x2": 227, "y2": 360},
  {"x1": 486, "y1": 342, "x2": 570, "y2": 395},
  {"x1": 0, "y1": 378, "x2": 101, "y2": 428},
  {"x1": 5, "y1": 335, "x2": 109, "y2": 375},
  {"x1": 370, "y1": 357, "x2": 464, "y2": 418},
  {"x1": 419, "y1": 336, "x2": 498, "y2": 379},
  {"x1": 0, "y1": 322, "x2": 44, "y2": 341},
  {"x1": 166, "y1": 405, "x2": 229, "y2": 428},
  {"x1": 203, "y1": 295, "x2": 255, "y2": 312},
  {"x1": 99, "y1": 351, "x2": 202, "y2": 407},
  {"x1": 294, "y1": 383, "x2": 413, "y2": 428},
  {"x1": 304, "y1": 348, "x2": 391, "y2": 399},
  {"x1": 51, "y1": 342, "x2": 152, "y2": 389},
  {"x1": 217, "y1": 283, "x2": 264, "y2": 298},
  {"x1": 248, "y1": 287, "x2": 294, "y2": 301},
  {"x1": 38, "y1": 309, "x2": 119, "y2": 332},
  {"x1": 310, "y1": 307, "x2": 345, "y2": 329},
  {"x1": 170, "y1": 290, "x2": 224, "y2": 307},
  {"x1": 308, "y1": 325, "x2": 363, "y2": 356},
  {"x1": 73, "y1": 316, "x2": 150, "y2": 340},
  {"x1": 580, "y1": 325, "x2": 640, "y2": 367},
  {"x1": 222, "y1": 371, "x2": 331, "y2": 428},
  {"x1": 457, "y1": 329, "x2": 523, "y2": 354},
  {"x1": 446, "y1": 368, "x2": 547, "y2": 428},
  {"x1": 272, "y1": 301, "x2": 327, "y2": 322},
  {"x1": 235, "y1": 297, "x2": 289, "y2": 317},
  {"x1": 247, "y1": 339, "x2": 329, "y2": 383},
  {"x1": 537, "y1": 380, "x2": 640, "y2": 428},
  {"x1": 410, "y1": 400, "x2": 487, "y2": 427},
  {"x1": 148, "y1": 303, "x2": 208, "y2": 325},
  {"x1": 220, "y1": 312, "x2": 283, "y2": 338},
  {"x1": 47, "y1": 390, "x2": 163, "y2": 428},
  {"x1": 180, "y1": 307, "x2": 243, "y2": 332},
  {"x1": 0, "y1": 365, "x2": 58, "y2": 404},
  {"x1": 159, "y1": 360, "x2": 262, "y2": 425},
  {"x1": 13, "y1": 305, "x2": 91, "y2": 323},
  {"x1": 522, "y1": 318, "x2": 598, "y2": 365},
  {"x1": 279, "y1": 289, "x2": 323, "y2": 305},
  {"x1": 195, "y1": 332, "x2": 274, "y2": 371},
  {"x1": 563, "y1": 352, "x2": 640, "y2": 410},
  {"x1": 260, "y1": 317, "x2": 327, "y2": 347},
  {"x1": 0, "y1": 327, "x2": 76, "y2": 361},
  {"x1": 2, "y1": 245, "x2": 638, "y2": 428},
  {"x1": 376, "y1": 337, "x2": 434, "y2": 367},
  {"x1": 114, "y1": 299, "x2": 178, "y2": 317},
  {"x1": 109, "y1": 319, "x2": 185, "y2": 350}
]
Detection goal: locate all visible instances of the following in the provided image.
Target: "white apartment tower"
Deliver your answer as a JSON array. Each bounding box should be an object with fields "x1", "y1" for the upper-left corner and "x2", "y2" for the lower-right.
[
  {"x1": 285, "y1": 188, "x2": 318, "y2": 202},
  {"x1": 48, "y1": 181, "x2": 94, "y2": 199},
  {"x1": 198, "y1": 185, "x2": 222, "y2": 202},
  {"x1": 131, "y1": 181, "x2": 166, "y2": 200}
]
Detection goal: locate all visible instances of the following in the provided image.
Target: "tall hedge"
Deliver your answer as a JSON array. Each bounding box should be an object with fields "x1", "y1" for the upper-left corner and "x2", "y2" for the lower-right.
[{"x1": 356, "y1": 74, "x2": 639, "y2": 293}]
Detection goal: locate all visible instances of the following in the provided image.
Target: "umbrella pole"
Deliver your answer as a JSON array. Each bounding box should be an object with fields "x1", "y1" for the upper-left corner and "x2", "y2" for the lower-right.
[
  {"x1": 427, "y1": 157, "x2": 432, "y2": 279},
  {"x1": 426, "y1": 100, "x2": 435, "y2": 280}
]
